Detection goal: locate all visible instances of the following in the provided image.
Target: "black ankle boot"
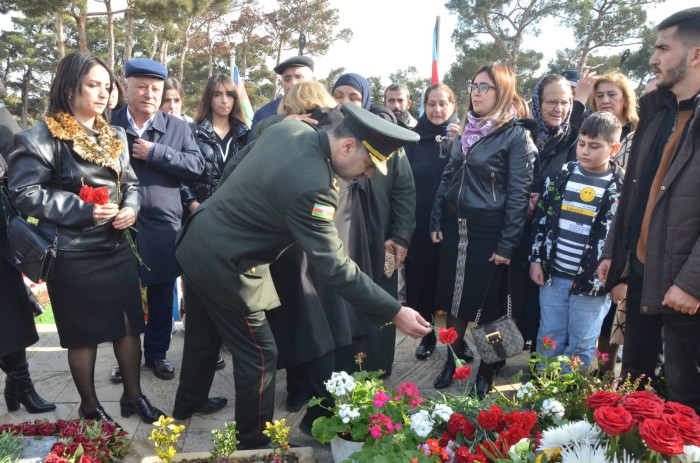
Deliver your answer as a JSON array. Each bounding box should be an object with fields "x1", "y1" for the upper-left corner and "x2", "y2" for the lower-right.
[
  {"x1": 4, "y1": 363, "x2": 56, "y2": 413},
  {"x1": 120, "y1": 394, "x2": 165, "y2": 424},
  {"x1": 434, "y1": 359, "x2": 455, "y2": 389},
  {"x1": 473, "y1": 362, "x2": 496, "y2": 399},
  {"x1": 79, "y1": 404, "x2": 121, "y2": 428}
]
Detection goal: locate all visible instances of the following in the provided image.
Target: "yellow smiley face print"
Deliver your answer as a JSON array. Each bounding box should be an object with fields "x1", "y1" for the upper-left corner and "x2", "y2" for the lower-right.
[{"x1": 580, "y1": 187, "x2": 596, "y2": 202}]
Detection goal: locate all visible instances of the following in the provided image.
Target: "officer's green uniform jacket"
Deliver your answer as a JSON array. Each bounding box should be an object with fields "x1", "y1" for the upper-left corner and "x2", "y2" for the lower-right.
[{"x1": 175, "y1": 120, "x2": 401, "y2": 324}]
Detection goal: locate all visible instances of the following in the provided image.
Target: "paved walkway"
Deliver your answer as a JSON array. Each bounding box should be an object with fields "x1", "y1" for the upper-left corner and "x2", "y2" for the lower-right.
[{"x1": 1, "y1": 316, "x2": 533, "y2": 462}]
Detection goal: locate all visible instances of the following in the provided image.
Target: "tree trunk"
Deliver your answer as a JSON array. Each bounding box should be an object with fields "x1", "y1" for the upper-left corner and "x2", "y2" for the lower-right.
[
  {"x1": 159, "y1": 41, "x2": 169, "y2": 65},
  {"x1": 206, "y1": 22, "x2": 214, "y2": 77},
  {"x1": 124, "y1": 0, "x2": 136, "y2": 62},
  {"x1": 177, "y1": 33, "x2": 191, "y2": 81},
  {"x1": 21, "y1": 67, "x2": 32, "y2": 129},
  {"x1": 149, "y1": 29, "x2": 159, "y2": 60},
  {"x1": 54, "y1": 10, "x2": 65, "y2": 60},
  {"x1": 106, "y1": 0, "x2": 115, "y2": 69},
  {"x1": 74, "y1": 5, "x2": 89, "y2": 53}
]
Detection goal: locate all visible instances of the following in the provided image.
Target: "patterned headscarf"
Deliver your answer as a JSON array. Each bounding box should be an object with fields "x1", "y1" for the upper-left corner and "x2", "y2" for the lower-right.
[{"x1": 531, "y1": 76, "x2": 572, "y2": 150}]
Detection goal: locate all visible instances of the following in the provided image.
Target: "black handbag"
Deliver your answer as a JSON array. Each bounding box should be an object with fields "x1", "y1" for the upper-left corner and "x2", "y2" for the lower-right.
[
  {"x1": 2, "y1": 140, "x2": 62, "y2": 283},
  {"x1": 471, "y1": 267, "x2": 523, "y2": 364},
  {"x1": 3, "y1": 216, "x2": 58, "y2": 283}
]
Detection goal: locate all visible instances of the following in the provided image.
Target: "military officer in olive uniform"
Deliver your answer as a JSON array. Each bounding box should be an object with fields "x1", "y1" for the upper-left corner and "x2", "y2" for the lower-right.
[{"x1": 173, "y1": 103, "x2": 429, "y2": 448}]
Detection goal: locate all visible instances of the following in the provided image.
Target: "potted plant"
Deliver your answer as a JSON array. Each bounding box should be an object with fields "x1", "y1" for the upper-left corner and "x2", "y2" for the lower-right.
[{"x1": 141, "y1": 416, "x2": 315, "y2": 463}]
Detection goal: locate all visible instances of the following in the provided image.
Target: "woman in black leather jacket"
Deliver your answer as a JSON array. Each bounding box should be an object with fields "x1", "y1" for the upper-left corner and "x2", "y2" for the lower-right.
[
  {"x1": 430, "y1": 64, "x2": 537, "y2": 393},
  {"x1": 7, "y1": 53, "x2": 164, "y2": 426},
  {"x1": 181, "y1": 74, "x2": 249, "y2": 214}
]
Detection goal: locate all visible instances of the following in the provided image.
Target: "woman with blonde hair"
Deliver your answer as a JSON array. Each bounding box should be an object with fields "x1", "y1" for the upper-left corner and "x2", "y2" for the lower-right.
[
  {"x1": 590, "y1": 72, "x2": 639, "y2": 167},
  {"x1": 431, "y1": 63, "x2": 537, "y2": 394},
  {"x1": 278, "y1": 81, "x2": 336, "y2": 115}
]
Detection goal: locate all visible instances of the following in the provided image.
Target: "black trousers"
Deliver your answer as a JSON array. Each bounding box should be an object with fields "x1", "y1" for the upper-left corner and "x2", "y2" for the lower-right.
[
  {"x1": 621, "y1": 270, "x2": 664, "y2": 386},
  {"x1": 174, "y1": 276, "x2": 276, "y2": 448},
  {"x1": 144, "y1": 281, "x2": 175, "y2": 363}
]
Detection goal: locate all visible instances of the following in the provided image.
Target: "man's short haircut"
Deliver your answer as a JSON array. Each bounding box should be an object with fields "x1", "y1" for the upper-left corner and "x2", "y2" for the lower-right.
[
  {"x1": 657, "y1": 7, "x2": 700, "y2": 47},
  {"x1": 330, "y1": 118, "x2": 356, "y2": 140},
  {"x1": 579, "y1": 111, "x2": 622, "y2": 145},
  {"x1": 384, "y1": 83, "x2": 410, "y2": 101}
]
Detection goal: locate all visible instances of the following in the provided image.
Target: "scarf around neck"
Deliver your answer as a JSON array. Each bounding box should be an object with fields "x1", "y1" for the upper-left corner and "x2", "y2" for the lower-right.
[
  {"x1": 415, "y1": 111, "x2": 458, "y2": 141},
  {"x1": 460, "y1": 105, "x2": 516, "y2": 156}
]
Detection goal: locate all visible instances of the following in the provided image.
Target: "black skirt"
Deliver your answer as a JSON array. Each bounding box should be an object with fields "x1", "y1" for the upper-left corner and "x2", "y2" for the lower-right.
[
  {"x1": 436, "y1": 206, "x2": 507, "y2": 323},
  {"x1": 0, "y1": 232, "x2": 40, "y2": 357},
  {"x1": 46, "y1": 241, "x2": 145, "y2": 348}
]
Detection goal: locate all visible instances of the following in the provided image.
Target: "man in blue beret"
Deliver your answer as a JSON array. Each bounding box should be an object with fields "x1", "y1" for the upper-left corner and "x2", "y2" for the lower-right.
[
  {"x1": 249, "y1": 55, "x2": 315, "y2": 140},
  {"x1": 108, "y1": 60, "x2": 209, "y2": 400}
]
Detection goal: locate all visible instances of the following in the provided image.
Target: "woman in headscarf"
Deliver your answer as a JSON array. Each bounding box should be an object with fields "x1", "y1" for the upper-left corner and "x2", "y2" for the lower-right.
[
  {"x1": 509, "y1": 74, "x2": 580, "y2": 350},
  {"x1": 431, "y1": 64, "x2": 537, "y2": 396},
  {"x1": 404, "y1": 83, "x2": 472, "y2": 362}
]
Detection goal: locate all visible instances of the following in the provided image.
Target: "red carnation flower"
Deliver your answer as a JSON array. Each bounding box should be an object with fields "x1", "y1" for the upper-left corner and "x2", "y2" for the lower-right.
[
  {"x1": 453, "y1": 366, "x2": 472, "y2": 381},
  {"x1": 438, "y1": 327, "x2": 458, "y2": 344},
  {"x1": 447, "y1": 413, "x2": 469, "y2": 437},
  {"x1": 477, "y1": 405, "x2": 505, "y2": 432},
  {"x1": 91, "y1": 187, "x2": 109, "y2": 205},
  {"x1": 639, "y1": 418, "x2": 684, "y2": 456},
  {"x1": 79, "y1": 185, "x2": 94, "y2": 203},
  {"x1": 593, "y1": 406, "x2": 635, "y2": 435}
]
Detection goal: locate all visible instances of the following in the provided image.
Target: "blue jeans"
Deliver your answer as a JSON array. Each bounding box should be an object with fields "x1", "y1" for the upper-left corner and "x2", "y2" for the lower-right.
[{"x1": 536, "y1": 276, "x2": 610, "y2": 369}]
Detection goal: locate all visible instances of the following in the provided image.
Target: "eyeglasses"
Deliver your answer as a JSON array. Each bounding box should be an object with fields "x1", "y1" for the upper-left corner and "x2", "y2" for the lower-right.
[
  {"x1": 469, "y1": 83, "x2": 496, "y2": 94},
  {"x1": 544, "y1": 99, "x2": 571, "y2": 108}
]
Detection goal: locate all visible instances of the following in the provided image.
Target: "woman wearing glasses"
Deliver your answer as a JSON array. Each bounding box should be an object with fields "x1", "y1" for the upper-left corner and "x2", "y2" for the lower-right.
[{"x1": 430, "y1": 64, "x2": 537, "y2": 395}]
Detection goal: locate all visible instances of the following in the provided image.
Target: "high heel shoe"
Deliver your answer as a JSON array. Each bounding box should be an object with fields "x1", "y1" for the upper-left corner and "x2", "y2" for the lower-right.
[
  {"x1": 120, "y1": 394, "x2": 165, "y2": 424},
  {"x1": 434, "y1": 361, "x2": 455, "y2": 389},
  {"x1": 79, "y1": 405, "x2": 121, "y2": 428},
  {"x1": 4, "y1": 363, "x2": 56, "y2": 413}
]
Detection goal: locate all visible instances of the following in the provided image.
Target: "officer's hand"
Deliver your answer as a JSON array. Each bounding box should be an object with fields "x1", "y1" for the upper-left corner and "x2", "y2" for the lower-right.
[
  {"x1": 431, "y1": 231, "x2": 443, "y2": 243},
  {"x1": 393, "y1": 307, "x2": 432, "y2": 339},
  {"x1": 662, "y1": 285, "x2": 700, "y2": 315},
  {"x1": 597, "y1": 259, "x2": 611, "y2": 285}
]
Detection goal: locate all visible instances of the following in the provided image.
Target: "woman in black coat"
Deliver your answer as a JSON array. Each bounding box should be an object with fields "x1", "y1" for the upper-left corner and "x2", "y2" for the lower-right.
[
  {"x1": 431, "y1": 64, "x2": 537, "y2": 395},
  {"x1": 1, "y1": 151, "x2": 55, "y2": 414},
  {"x1": 8, "y1": 53, "x2": 164, "y2": 426}
]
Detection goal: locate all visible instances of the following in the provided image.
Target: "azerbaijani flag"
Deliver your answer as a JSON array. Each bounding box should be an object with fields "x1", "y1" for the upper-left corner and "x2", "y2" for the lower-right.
[
  {"x1": 234, "y1": 65, "x2": 254, "y2": 128},
  {"x1": 432, "y1": 16, "x2": 440, "y2": 85}
]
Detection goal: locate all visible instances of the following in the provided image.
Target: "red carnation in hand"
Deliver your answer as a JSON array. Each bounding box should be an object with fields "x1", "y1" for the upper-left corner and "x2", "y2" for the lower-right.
[
  {"x1": 639, "y1": 418, "x2": 684, "y2": 456},
  {"x1": 438, "y1": 327, "x2": 458, "y2": 344},
  {"x1": 453, "y1": 366, "x2": 472, "y2": 381},
  {"x1": 91, "y1": 187, "x2": 109, "y2": 205},
  {"x1": 79, "y1": 185, "x2": 94, "y2": 203},
  {"x1": 593, "y1": 406, "x2": 635, "y2": 435}
]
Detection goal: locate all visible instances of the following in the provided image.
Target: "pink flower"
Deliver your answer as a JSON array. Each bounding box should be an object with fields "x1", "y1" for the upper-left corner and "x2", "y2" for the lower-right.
[
  {"x1": 369, "y1": 425, "x2": 383, "y2": 439},
  {"x1": 374, "y1": 389, "x2": 389, "y2": 408}
]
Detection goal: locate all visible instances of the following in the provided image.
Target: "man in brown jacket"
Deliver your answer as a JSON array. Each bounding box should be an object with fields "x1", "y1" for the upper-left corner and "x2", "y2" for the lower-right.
[{"x1": 598, "y1": 7, "x2": 700, "y2": 412}]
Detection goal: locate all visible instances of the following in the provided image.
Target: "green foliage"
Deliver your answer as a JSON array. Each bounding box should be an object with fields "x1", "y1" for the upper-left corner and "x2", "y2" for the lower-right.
[
  {"x1": 262, "y1": 419, "x2": 291, "y2": 455},
  {"x1": 210, "y1": 421, "x2": 239, "y2": 460},
  {"x1": 0, "y1": 431, "x2": 22, "y2": 463}
]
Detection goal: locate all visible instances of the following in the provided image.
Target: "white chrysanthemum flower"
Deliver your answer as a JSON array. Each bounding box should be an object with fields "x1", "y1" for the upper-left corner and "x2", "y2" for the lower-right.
[
  {"x1": 681, "y1": 445, "x2": 700, "y2": 463},
  {"x1": 542, "y1": 398, "x2": 566, "y2": 420},
  {"x1": 611, "y1": 449, "x2": 642, "y2": 463},
  {"x1": 516, "y1": 381, "x2": 536, "y2": 399},
  {"x1": 324, "y1": 371, "x2": 356, "y2": 396},
  {"x1": 409, "y1": 409, "x2": 435, "y2": 438},
  {"x1": 337, "y1": 404, "x2": 360, "y2": 424},
  {"x1": 538, "y1": 420, "x2": 602, "y2": 451},
  {"x1": 560, "y1": 442, "x2": 610, "y2": 463},
  {"x1": 431, "y1": 403, "x2": 454, "y2": 422}
]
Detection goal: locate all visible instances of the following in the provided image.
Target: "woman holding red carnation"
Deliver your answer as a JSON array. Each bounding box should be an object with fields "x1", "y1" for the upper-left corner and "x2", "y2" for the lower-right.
[
  {"x1": 430, "y1": 63, "x2": 536, "y2": 394},
  {"x1": 7, "y1": 53, "x2": 164, "y2": 425}
]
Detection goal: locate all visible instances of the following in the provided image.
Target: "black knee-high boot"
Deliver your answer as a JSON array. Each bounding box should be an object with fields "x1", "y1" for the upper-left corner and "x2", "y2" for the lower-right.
[{"x1": 2, "y1": 357, "x2": 56, "y2": 413}]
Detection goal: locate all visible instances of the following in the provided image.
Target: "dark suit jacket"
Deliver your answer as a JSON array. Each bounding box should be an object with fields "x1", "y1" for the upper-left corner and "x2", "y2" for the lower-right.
[{"x1": 111, "y1": 108, "x2": 204, "y2": 285}]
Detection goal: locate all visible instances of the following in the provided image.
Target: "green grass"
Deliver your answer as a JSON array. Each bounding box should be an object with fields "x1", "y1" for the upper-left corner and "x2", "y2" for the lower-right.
[{"x1": 34, "y1": 304, "x2": 55, "y2": 325}]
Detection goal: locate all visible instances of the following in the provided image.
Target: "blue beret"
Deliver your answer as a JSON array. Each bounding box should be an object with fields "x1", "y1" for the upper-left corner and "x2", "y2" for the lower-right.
[{"x1": 125, "y1": 58, "x2": 168, "y2": 80}]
